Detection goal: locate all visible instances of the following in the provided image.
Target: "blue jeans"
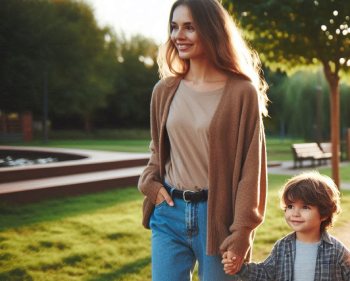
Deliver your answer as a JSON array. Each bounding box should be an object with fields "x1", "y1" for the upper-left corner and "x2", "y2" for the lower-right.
[{"x1": 150, "y1": 183, "x2": 239, "y2": 281}]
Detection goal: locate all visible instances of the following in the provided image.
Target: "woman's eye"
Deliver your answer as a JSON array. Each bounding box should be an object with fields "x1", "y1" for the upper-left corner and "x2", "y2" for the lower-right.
[
  {"x1": 171, "y1": 24, "x2": 178, "y2": 31},
  {"x1": 186, "y1": 25, "x2": 195, "y2": 31}
]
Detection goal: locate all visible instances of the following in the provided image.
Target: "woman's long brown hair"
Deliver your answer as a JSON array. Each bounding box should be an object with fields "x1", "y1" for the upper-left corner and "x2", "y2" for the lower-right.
[{"x1": 158, "y1": 0, "x2": 269, "y2": 116}]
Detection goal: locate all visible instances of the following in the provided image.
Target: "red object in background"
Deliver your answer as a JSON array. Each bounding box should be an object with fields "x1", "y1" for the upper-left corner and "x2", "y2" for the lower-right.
[{"x1": 21, "y1": 112, "x2": 32, "y2": 142}]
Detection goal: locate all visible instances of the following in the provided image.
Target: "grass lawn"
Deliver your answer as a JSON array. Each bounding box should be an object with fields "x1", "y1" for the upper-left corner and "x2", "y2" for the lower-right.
[
  {"x1": 4, "y1": 137, "x2": 350, "y2": 183},
  {"x1": 266, "y1": 137, "x2": 303, "y2": 161},
  {"x1": 2, "y1": 136, "x2": 347, "y2": 163},
  {"x1": 0, "y1": 188, "x2": 152, "y2": 281},
  {"x1": 1, "y1": 136, "x2": 320, "y2": 161},
  {"x1": 319, "y1": 163, "x2": 350, "y2": 183},
  {"x1": 1, "y1": 136, "x2": 349, "y2": 280},
  {"x1": 1, "y1": 174, "x2": 349, "y2": 281},
  {"x1": 3, "y1": 139, "x2": 151, "y2": 153},
  {"x1": 2, "y1": 136, "x2": 300, "y2": 157},
  {"x1": 0, "y1": 136, "x2": 311, "y2": 163}
]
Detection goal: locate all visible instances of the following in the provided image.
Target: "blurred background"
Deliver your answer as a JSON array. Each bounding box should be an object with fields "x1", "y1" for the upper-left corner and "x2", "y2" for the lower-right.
[{"x1": 1, "y1": 0, "x2": 349, "y2": 144}]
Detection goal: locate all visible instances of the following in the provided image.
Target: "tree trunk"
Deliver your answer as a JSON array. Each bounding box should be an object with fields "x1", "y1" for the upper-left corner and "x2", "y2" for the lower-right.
[
  {"x1": 84, "y1": 114, "x2": 92, "y2": 134},
  {"x1": 323, "y1": 62, "x2": 340, "y2": 188}
]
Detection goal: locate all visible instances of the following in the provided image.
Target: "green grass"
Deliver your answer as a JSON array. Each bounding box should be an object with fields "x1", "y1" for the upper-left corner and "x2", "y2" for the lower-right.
[
  {"x1": 2, "y1": 136, "x2": 348, "y2": 165},
  {"x1": 36, "y1": 129, "x2": 151, "y2": 141},
  {"x1": 1, "y1": 136, "x2": 349, "y2": 280},
  {"x1": 1, "y1": 137, "x2": 305, "y2": 160},
  {"x1": 4, "y1": 139, "x2": 150, "y2": 153},
  {"x1": 1, "y1": 175, "x2": 349, "y2": 280},
  {"x1": 319, "y1": 163, "x2": 350, "y2": 183},
  {"x1": 0, "y1": 188, "x2": 152, "y2": 281},
  {"x1": 265, "y1": 137, "x2": 303, "y2": 161}
]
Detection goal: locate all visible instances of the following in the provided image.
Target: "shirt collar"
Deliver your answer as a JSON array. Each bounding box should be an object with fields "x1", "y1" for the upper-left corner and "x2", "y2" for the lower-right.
[{"x1": 285, "y1": 231, "x2": 333, "y2": 245}]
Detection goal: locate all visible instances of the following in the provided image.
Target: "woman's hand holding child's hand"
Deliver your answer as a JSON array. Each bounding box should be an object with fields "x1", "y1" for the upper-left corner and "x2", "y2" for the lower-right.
[{"x1": 222, "y1": 251, "x2": 243, "y2": 275}]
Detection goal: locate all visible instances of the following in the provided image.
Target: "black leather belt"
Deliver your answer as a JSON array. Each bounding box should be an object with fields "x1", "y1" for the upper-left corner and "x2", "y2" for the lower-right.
[{"x1": 171, "y1": 189, "x2": 208, "y2": 203}]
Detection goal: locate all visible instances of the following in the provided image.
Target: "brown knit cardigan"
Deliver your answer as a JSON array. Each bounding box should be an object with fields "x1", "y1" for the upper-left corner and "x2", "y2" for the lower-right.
[{"x1": 138, "y1": 74, "x2": 267, "y2": 259}]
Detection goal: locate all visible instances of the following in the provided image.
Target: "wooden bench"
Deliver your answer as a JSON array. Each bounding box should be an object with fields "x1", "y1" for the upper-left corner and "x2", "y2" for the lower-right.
[
  {"x1": 291, "y1": 143, "x2": 332, "y2": 168},
  {"x1": 319, "y1": 142, "x2": 332, "y2": 154},
  {"x1": 319, "y1": 142, "x2": 342, "y2": 161}
]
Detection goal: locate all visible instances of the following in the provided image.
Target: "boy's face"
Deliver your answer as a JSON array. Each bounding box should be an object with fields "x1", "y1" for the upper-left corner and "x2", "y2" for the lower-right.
[{"x1": 284, "y1": 199, "x2": 326, "y2": 242}]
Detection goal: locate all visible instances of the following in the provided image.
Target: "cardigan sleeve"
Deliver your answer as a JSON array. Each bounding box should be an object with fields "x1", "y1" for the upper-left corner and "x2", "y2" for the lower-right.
[
  {"x1": 220, "y1": 85, "x2": 267, "y2": 259},
  {"x1": 137, "y1": 83, "x2": 164, "y2": 204}
]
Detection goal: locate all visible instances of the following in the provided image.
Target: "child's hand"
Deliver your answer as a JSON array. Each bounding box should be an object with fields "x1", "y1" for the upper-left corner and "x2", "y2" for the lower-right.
[
  {"x1": 221, "y1": 251, "x2": 243, "y2": 275},
  {"x1": 222, "y1": 251, "x2": 236, "y2": 274}
]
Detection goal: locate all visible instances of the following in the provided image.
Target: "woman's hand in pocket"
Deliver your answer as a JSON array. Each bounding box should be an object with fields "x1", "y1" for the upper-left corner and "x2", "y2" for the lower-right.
[{"x1": 155, "y1": 187, "x2": 174, "y2": 207}]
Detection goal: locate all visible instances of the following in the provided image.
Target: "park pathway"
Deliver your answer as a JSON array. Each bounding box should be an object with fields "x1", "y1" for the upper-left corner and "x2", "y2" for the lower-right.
[{"x1": 268, "y1": 160, "x2": 350, "y2": 248}]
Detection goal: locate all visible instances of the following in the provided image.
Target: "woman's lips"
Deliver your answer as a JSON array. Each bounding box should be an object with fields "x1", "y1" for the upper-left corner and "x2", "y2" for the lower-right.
[{"x1": 177, "y1": 44, "x2": 192, "y2": 51}]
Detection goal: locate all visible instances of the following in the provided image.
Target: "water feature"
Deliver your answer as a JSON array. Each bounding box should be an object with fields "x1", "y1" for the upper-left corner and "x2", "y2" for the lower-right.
[
  {"x1": 0, "y1": 149, "x2": 86, "y2": 168},
  {"x1": 0, "y1": 155, "x2": 59, "y2": 167}
]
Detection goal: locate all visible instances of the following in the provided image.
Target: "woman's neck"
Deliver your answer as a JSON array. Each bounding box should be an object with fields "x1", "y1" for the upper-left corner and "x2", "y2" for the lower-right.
[
  {"x1": 185, "y1": 59, "x2": 226, "y2": 83},
  {"x1": 183, "y1": 59, "x2": 227, "y2": 91}
]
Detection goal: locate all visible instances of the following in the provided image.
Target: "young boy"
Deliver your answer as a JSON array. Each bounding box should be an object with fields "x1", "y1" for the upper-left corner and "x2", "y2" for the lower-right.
[{"x1": 222, "y1": 171, "x2": 350, "y2": 281}]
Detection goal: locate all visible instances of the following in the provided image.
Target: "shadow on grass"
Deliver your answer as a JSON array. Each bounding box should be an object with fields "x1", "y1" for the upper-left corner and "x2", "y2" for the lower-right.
[
  {"x1": 0, "y1": 267, "x2": 33, "y2": 281},
  {"x1": 87, "y1": 256, "x2": 151, "y2": 281},
  {"x1": 0, "y1": 187, "x2": 141, "y2": 231}
]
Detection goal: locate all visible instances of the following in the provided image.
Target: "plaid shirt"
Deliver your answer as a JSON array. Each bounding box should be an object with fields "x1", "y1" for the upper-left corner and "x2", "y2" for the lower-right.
[{"x1": 239, "y1": 232, "x2": 350, "y2": 281}]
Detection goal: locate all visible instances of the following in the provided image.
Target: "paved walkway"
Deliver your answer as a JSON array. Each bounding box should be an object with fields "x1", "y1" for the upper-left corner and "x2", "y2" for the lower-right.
[{"x1": 267, "y1": 160, "x2": 350, "y2": 190}]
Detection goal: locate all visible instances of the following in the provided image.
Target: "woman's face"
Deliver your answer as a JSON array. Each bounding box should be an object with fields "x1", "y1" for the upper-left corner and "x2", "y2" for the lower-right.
[{"x1": 170, "y1": 5, "x2": 205, "y2": 60}]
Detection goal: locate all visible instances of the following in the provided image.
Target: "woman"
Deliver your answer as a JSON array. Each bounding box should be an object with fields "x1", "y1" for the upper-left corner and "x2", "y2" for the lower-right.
[{"x1": 138, "y1": 0, "x2": 268, "y2": 280}]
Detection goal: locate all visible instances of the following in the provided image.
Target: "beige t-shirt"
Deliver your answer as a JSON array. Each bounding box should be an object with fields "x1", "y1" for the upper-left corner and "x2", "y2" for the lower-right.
[{"x1": 164, "y1": 80, "x2": 224, "y2": 191}]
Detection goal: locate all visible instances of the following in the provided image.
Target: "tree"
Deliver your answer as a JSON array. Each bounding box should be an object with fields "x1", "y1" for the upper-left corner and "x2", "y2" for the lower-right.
[
  {"x1": 0, "y1": 0, "x2": 46, "y2": 113},
  {"x1": 45, "y1": 1, "x2": 116, "y2": 133},
  {"x1": 0, "y1": 0, "x2": 115, "y2": 133},
  {"x1": 101, "y1": 35, "x2": 159, "y2": 129},
  {"x1": 277, "y1": 71, "x2": 330, "y2": 140},
  {"x1": 223, "y1": 0, "x2": 350, "y2": 187}
]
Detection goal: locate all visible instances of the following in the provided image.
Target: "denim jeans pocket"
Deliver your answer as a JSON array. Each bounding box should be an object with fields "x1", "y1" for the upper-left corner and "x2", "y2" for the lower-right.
[{"x1": 155, "y1": 200, "x2": 167, "y2": 209}]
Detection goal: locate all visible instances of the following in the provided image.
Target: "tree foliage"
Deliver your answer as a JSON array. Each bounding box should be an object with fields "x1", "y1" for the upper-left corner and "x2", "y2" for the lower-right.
[
  {"x1": 97, "y1": 35, "x2": 159, "y2": 129},
  {"x1": 222, "y1": 0, "x2": 350, "y2": 186},
  {"x1": 0, "y1": 0, "x2": 116, "y2": 131},
  {"x1": 0, "y1": 0, "x2": 160, "y2": 132},
  {"x1": 265, "y1": 70, "x2": 350, "y2": 140},
  {"x1": 223, "y1": 0, "x2": 350, "y2": 75}
]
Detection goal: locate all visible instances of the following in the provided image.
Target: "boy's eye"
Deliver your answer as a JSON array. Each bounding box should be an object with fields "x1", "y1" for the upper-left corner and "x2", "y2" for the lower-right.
[
  {"x1": 286, "y1": 204, "x2": 293, "y2": 209},
  {"x1": 303, "y1": 205, "x2": 311, "y2": 209}
]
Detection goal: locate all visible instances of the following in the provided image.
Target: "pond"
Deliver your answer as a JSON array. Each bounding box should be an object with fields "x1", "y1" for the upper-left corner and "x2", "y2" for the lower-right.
[{"x1": 0, "y1": 149, "x2": 86, "y2": 168}]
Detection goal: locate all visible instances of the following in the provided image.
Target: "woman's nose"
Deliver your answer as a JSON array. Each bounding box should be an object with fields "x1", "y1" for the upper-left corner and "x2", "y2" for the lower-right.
[{"x1": 174, "y1": 28, "x2": 185, "y2": 40}]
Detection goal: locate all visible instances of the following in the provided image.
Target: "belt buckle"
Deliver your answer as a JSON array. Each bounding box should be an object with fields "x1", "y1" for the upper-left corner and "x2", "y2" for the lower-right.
[{"x1": 183, "y1": 190, "x2": 195, "y2": 203}]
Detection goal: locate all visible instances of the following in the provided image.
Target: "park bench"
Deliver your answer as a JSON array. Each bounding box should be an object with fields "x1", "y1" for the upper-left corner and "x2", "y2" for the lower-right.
[
  {"x1": 319, "y1": 142, "x2": 343, "y2": 161},
  {"x1": 319, "y1": 142, "x2": 332, "y2": 154},
  {"x1": 291, "y1": 142, "x2": 332, "y2": 168}
]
